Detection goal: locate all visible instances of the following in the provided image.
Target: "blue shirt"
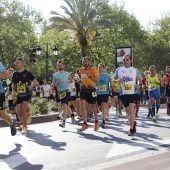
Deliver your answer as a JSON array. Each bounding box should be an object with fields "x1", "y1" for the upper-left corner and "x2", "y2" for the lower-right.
[
  {"x1": 114, "y1": 66, "x2": 141, "y2": 95},
  {"x1": 96, "y1": 73, "x2": 111, "y2": 95},
  {"x1": 0, "y1": 62, "x2": 5, "y2": 94},
  {"x1": 52, "y1": 71, "x2": 70, "y2": 93}
]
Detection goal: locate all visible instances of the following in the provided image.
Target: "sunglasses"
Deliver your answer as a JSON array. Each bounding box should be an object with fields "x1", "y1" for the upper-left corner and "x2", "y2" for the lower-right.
[{"x1": 123, "y1": 59, "x2": 131, "y2": 61}]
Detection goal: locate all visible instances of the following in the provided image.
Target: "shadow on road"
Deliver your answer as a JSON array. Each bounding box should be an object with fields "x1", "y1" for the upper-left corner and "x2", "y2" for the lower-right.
[
  {"x1": 26, "y1": 130, "x2": 66, "y2": 150},
  {"x1": 0, "y1": 143, "x2": 43, "y2": 170}
]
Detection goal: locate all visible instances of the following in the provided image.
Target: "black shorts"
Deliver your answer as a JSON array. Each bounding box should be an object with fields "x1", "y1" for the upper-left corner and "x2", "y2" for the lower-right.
[
  {"x1": 58, "y1": 91, "x2": 70, "y2": 105},
  {"x1": 119, "y1": 94, "x2": 138, "y2": 108},
  {"x1": 136, "y1": 94, "x2": 140, "y2": 103},
  {"x1": 97, "y1": 94, "x2": 109, "y2": 106},
  {"x1": 0, "y1": 93, "x2": 5, "y2": 110},
  {"x1": 71, "y1": 96, "x2": 76, "y2": 101},
  {"x1": 55, "y1": 92, "x2": 61, "y2": 103},
  {"x1": 166, "y1": 87, "x2": 170, "y2": 97},
  {"x1": 80, "y1": 89, "x2": 97, "y2": 104},
  {"x1": 8, "y1": 99, "x2": 17, "y2": 110},
  {"x1": 112, "y1": 92, "x2": 120, "y2": 97},
  {"x1": 17, "y1": 95, "x2": 31, "y2": 104}
]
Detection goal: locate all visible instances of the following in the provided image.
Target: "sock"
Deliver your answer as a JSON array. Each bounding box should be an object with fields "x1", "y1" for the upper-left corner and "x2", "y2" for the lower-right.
[
  {"x1": 23, "y1": 124, "x2": 27, "y2": 129},
  {"x1": 156, "y1": 104, "x2": 160, "y2": 113},
  {"x1": 151, "y1": 104, "x2": 155, "y2": 117},
  {"x1": 95, "y1": 120, "x2": 98, "y2": 123},
  {"x1": 14, "y1": 113, "x2": 20, "y2": 122}
]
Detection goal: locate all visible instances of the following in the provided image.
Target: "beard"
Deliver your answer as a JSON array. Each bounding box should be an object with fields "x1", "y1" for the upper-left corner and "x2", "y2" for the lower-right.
[
  {"x1": 59, "y1": 68, "x2": 64, "y2": 71},
  {"x1": 84, "y1": 64, "x2": 90, "y2": 68}
]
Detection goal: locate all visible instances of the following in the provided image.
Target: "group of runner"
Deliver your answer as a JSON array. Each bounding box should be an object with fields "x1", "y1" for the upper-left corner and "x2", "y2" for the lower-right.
[{"x1": 0, "y1": 55, "x2": 170, "y2": 137}]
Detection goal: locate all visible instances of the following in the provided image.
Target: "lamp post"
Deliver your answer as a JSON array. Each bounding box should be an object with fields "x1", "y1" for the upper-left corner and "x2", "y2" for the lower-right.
[{"x1": 35, "y1": 44, "x2": 58, "y2": 81}]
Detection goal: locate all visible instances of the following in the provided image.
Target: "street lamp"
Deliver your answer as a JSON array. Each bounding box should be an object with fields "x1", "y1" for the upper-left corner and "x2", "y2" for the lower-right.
[{"x1": 35, "y1": 43, "x2": 58, "y2": 81}]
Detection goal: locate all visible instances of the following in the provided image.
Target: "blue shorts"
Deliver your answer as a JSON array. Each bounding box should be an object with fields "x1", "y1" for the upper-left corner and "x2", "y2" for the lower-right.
[{"x1": 148, "y1": 89, "x2": 160, "y2": 100}]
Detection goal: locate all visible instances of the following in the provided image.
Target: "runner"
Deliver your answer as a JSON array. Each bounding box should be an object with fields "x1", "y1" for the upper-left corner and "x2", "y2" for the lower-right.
[
  {"x1": 12, "y1": 57, "x2": 37, "y2": 134},
  {"x1": 114, "y1": 54, "x2": 142, "y2": 136},
  {"x1": 78, "y1": 57, "x2": 99, "y2": 131},
  {"x1": 147, "y1": 65, "x2": 164, "y2": 122},
  {"x1": 52, "y1": 60, "x2": 71, "y2": 128},
  {"x1": 142, "y1": 70, "x2": 152, "y2": 117},
  {"x1": 96, "y1": 63, "x2": 112, "y2": 128},
  {"x1": 163, "y1": 66, "x2": 170, "y2": 115},
  {"x1": 0, "y1": 63, "x2": 16, "y2": 136},
  {"x1": 5, "y1": 68, "x2": 20, "y2": 127},
  {"x1": 42, "y1": 79, "x2": 51, "y2": 99}
]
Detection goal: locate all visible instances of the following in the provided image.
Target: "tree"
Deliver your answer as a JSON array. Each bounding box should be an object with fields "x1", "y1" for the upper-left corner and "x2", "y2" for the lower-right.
[
  {"x1": 0, "y1": 0, "x2": 43, "y2": 69},
  {"x1": 49, "y1": 0, "x2": 111, "y2": 57}
]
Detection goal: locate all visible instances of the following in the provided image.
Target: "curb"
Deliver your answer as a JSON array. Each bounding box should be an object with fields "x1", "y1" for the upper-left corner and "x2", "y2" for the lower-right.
[{"x1": 0, "y1": 112, "x2": 60, "y2": 127}]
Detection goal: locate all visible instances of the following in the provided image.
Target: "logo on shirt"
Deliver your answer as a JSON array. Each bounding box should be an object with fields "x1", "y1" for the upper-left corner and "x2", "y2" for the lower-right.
[
  {"x1": 123, "y1": 76, "x2": 133, "y2": 83},
  {"x1": 23, "y1": 74, "x2": 26, "y2": 77}
]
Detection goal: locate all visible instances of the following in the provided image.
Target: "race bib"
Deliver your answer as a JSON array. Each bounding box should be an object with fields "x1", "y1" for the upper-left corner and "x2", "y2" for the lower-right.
[
  {"x1": 92, "y1": 92, "x2": 97, "y2": 97},
  {"x1": 59, "y1": 91, "x2": 66, "y2": 99},
  {"x1": 122, "y1": 84, "x2": 134, "y2": 92},
  {"x1": 114, "y1": 87, "x2": 119, "y2": 92},
  {"x1": 149, "y1": 85, "x2": 156, "y2": 90},
  {"x1": 98, "y1": 85, "x2": 106, "y2": 91},
  {"x1": 17, "y1": 85, "x2": 26, "y2": 93}
]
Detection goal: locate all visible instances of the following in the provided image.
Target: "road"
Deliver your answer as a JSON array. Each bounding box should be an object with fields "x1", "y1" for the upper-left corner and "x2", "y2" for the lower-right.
[{"x1": 0, "y1": 105, "x2": 170, "y2": 170}]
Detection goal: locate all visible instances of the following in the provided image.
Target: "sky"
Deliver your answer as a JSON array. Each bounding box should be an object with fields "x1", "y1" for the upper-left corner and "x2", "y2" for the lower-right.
[{"x1": 20, "y1": 0, "x2": 170, "y2": 28}]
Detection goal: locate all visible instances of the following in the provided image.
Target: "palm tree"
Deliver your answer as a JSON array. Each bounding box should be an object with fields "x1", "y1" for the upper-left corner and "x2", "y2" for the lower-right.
[{"x1": 49, "y1": 0, "x2": 111, "y2": 57}]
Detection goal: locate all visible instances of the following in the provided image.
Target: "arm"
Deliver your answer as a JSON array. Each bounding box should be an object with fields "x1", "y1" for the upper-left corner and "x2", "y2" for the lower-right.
[{"x1": 28, "y1": 79, "x2": 37, "y2": 90}]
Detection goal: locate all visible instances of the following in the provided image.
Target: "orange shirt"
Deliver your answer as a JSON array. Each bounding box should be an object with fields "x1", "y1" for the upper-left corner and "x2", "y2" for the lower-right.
[{"x1": 79, "y1": 67, "x2": 99, "y2": 88}]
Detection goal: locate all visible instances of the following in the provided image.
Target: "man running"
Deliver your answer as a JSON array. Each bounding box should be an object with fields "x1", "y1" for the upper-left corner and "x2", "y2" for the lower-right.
[
  {"x1": 163, "y1": 66, "x2": 170, "y2": 115},
  {"x1": 12, "y1": 57, "x2": 37, "y2": 134},
  {"x1": 114, "y1": 54, "x2": 142, "y2": 136},
  {"x1": 147, "y1": 65, "x2": 163, "y2": 122},
  {"x1": 78, "y1": 57, "x2": 99, "y2": 131},
  {"x1": 96, "y1": 63, "x2": 112, "y2": 128},
  {"x1": 0, "y1": 62, "x2": 16, "y2": 136},
  {"x1": 52, "y1": 60, "x2": 71, "y2": 128}
]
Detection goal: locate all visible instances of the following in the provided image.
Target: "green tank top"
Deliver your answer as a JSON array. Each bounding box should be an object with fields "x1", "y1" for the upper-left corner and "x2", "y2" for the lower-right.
[
  {"x1": 147, "y1": 74, "x2": 160, "y2": 90},
  {"x1": 6, "y1": 79, "x2": 13, "y2": 100}
]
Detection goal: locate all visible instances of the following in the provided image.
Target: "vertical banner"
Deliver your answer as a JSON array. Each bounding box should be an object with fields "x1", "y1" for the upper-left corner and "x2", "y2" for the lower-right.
[{"x1": 115, "y1": 47, "x2": 132, "y2": 68}]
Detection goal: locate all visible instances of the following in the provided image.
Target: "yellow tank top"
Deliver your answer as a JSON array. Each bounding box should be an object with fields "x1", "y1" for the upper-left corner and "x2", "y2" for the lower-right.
[
  {"x1": 112, "y1": 82, "x2": 120, "y2": 93},
  {"x1": 147, "y1": 74, "x2": 160, "y2": 90}
]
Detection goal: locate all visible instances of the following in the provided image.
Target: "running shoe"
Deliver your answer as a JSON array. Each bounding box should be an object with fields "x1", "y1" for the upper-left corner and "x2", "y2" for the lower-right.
[
  {"x1": 133, "y1": 121, "x2": 137, "y2": 133},
  {"x1": 77, "y1": 117, "x2": 83, "y2": 123},
  {"x1": 59, "y1": 121, "x2": 65, "y2": 128},
  {"x1": 15, "y1": 122, "x2": 21, "y2": 127},
  {"x1": 128, "y1": 129, "x2": 134, "y2": 136},
  {"x1": 94, "y1": 121, "x2": 99, "y2": 131},
  {"x1": 80, "y1": 123, "x2": 88, "y2": 131},
  {"x1": 100, "y1": 122, "x2": 105, "y2": 128},
  {"x1": 26, "y1": 113, "x2": 32, "y2": 124},
  {"x1": 71, "y1": 114, "x2": 75, "y2": 124},
  {"x1": 155, "y1": 112, "x2": 159, "y2": 119},
  {"x1": 77, "y1": 115, "x2": 80, "y2": 119},
  {"x1": 152, "y1": 116, "x2": 156, "y2": 122},
  {"x1": 21, "y1": 127, "x2": 27, "y2": 134},
  {"x1": 10, "y1": 124, "x2": 16, "y2": 136}
]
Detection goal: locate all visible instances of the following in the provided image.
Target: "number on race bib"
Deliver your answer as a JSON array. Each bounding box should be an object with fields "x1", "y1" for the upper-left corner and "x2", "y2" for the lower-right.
[
  {"x1": 92, "y1": 92, "x2": 97, "y2": 97},
  {"x1": 59, "y1": 91, "x2": 67, "y2": 99},
  {"x1": 122, "y1": 84, "x2": 133, "y2": 92},
  {"x1": 98, "y1": 85, "x2": 106, "y2": 91},
  {"x1": 17, "y1": 85, "x2": 26, "y2": 93}
]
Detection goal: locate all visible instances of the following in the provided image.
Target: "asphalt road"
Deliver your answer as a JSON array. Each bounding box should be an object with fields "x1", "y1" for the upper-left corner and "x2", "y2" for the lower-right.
[{"x1": 0, "y1": 105, "x2": 170, "y2": 170}]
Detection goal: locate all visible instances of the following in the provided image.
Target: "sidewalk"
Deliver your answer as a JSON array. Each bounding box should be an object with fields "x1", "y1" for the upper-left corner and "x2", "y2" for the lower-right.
[{"x1": 0, "y1": 112, "x2": 60, "y2": 127}]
